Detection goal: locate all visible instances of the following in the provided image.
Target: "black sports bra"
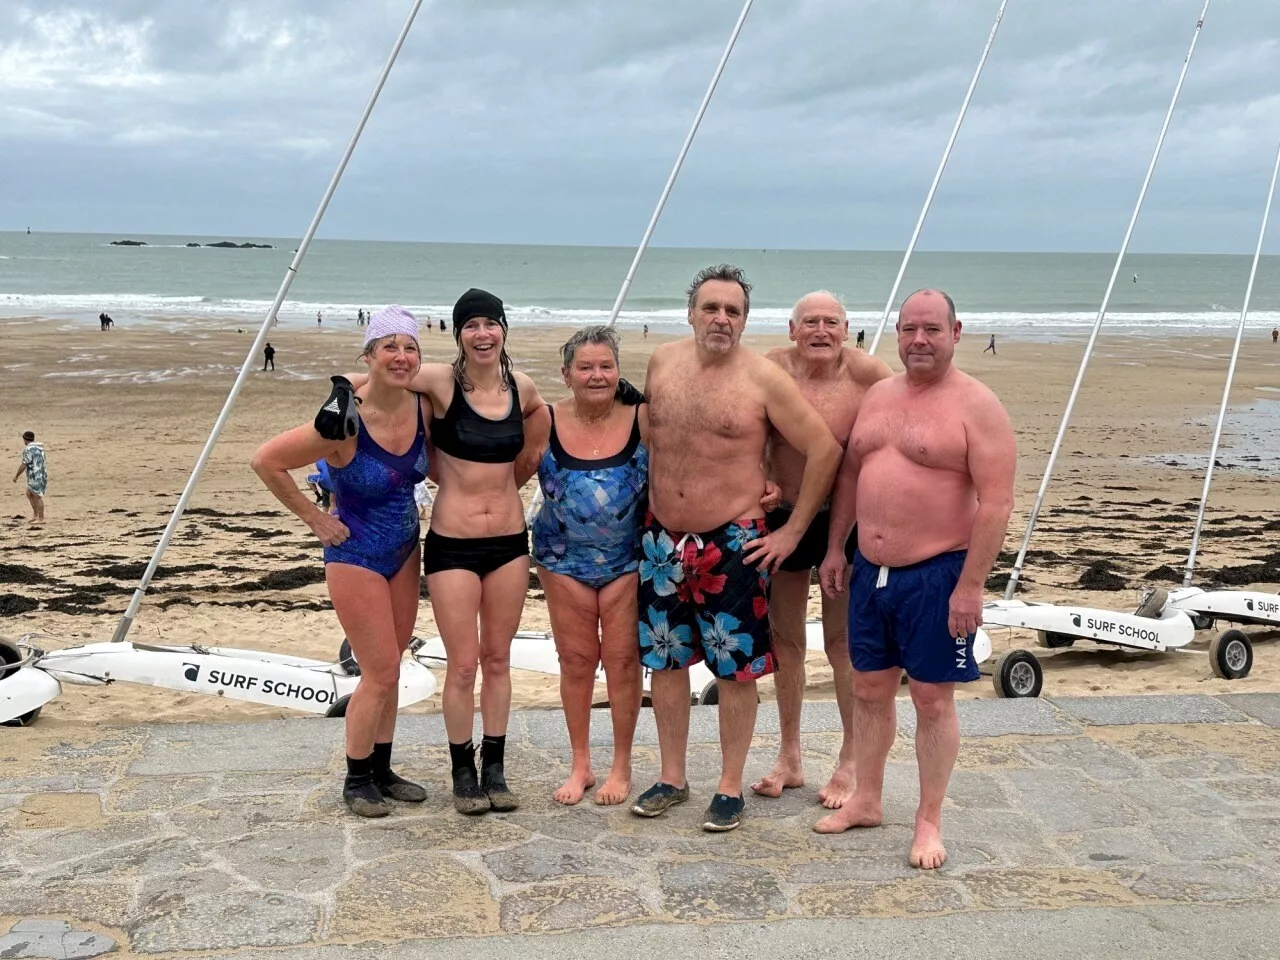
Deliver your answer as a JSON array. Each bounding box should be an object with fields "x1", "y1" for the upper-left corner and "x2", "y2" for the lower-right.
[{"x1": 431, "y1": 379, "x2": 524, "y2": 464}]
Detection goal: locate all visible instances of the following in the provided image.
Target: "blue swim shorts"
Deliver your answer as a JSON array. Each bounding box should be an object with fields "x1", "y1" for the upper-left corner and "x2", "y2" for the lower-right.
[{"x1": 847, "y1": 549, "x2": 979, "y2": 684}]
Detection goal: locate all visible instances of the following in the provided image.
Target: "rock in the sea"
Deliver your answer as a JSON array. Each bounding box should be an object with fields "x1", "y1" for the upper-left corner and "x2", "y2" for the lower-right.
[
  {"x1": 110, "y1": 239, "x2": 147, "y2": 246},
  {"x1": 207, "y1": 241, "x2": 274, "y2": 249},
  {"x1": 186, "y1": 242, "x2": 201, "y2": 247}
]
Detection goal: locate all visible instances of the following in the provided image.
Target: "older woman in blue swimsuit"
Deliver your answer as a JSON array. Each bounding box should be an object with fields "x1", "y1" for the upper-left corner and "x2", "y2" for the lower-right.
[{"x1": 254, "y1": 306, "x2": 429, "y2": 818}]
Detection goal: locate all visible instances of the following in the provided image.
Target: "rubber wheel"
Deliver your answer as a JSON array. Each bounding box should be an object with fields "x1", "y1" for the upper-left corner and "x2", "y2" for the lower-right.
[
  {"x1": 338, "y1": 639, "x2": 360, "y2": 677},
  {"x1": 325, "y1": 694, "x2": 351, "y2": 719},
  {"x1": 1190, "y1": 614, "x2": 1213, "y2": 632},
  {"x1": 1, "y1": 706, "x2": 42, "y2": 727},
  {"x1": 0, "y1": 640, "x2": 22, "y2": 683},
  {"x1": 698, "y1": 681, "x2": 719, "y2": 706},
  {"x1": 1210, "y1": 629, "x2": 1253, "y2": 681},
  {"x1": 992, "y1": 649, "x2": 1043, "y2": 698},
  {"x1": 1036, "y1": 631, "x2": 1076, "y2": 649}
]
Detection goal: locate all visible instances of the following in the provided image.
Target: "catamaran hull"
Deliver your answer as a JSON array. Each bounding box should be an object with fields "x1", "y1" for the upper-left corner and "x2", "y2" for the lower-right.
[{"x1": 1168, "y1": 587, "x2": 1280, "y2": 628}]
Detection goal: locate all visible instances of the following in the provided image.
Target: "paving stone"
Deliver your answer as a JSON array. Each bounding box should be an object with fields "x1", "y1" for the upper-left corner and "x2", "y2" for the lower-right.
[
  {"x1": 37, "y1": 835, "x2": 208, "y2": 883},
  {"x1": 898, "y1": 698, "x2": 1077, "y2": 737},
  {"x1": 0, "y1": 881, "x2": 135, "y2": 927},
  {"x1": 499, "y1": 879, "x2": 651, "y2": 932},
  {"x1": 1151, "y1": 753, "x2": 1245, "y2": 780},
  {"x1": 1000, "y1": 768, "x2": 1145, "y2": 832},
  {"x1": 1220, "y1": 694, "x2": 1280, "y2": 728},
  {"x1": 952, "y1": 737, "x2": 1042, "y2": 770},
  {"x1": 330, "y1": 853, "x2": 499, "y2": 940},
  {"x1": 946, "y1": 770, "x2": 1017, "y2": 809},
  {"x1": 963, "y1": 866, "x2": 1140, "y2": 910},
  {"x1": 109, "y1": 775, "x2": 221, "y2": 812},
  {"x1": 659, "y1": 859, "x2": 788, "y2": 920},
  {"x1": 12, "y1": 819, "x2": 162, "y2": 873},
  {"x1": 18, "y1": 793, "x2": 102, "y2": 829},
  {"x1": 1050, "y1": 695, "x2": 1252, "y2": 726},
  {"x1": 1014, "y1": 736, "x2": 1149, "y2": 780},
  {"x1": 212, "y1": 824, "x2": 348, "y2": 890},
  {"x1": 483, "y1": 837, "x2": 636, "y2": 883},
  {"x1": 137, "y1": 867, "x2": 240, "y2": 910},
  {"x1": 218, "y1": 771, "x2": 328, "y2": 796},
  {"x1": 1128, "y1": 862, "x2": 1280, "y2": 903},
  {"x1": 796, "y1": 875, "x2": 969, "y2": 918},
  {"x1": 129, "y1": 890, "x2": 320, "y2": 953},
  {"x1": 129, "y1": 721, "x2": 339, "y2": 775},
  {"x1": 1111, "y1": 778, "x2": 1233, "y2": 822},
  {"x1": 504, "y1": 808, "x2": 613, "y2": 842},
  {"x1": 1052, "y1": 827, "x2": 1175, "y2": 867},
  {"x1": 351, "y1": 813, "x2": 532, "y2": 860},
  {"x1": 1197, "y1": 776, "x2": 1280, "y2": 807},
  {"x1": 786, "y1": 853, "x2": 919, "y2": 883},
  {"x1": 943, "y1": 809, "x2": 1069, "y2": 868},
  {"x1": 0, "y1": 918, "x2": 117, "y2": 959},
  {"x1": 1151, "y1": 819, "x2": 1255, "y2": 862},
  {"x1": 167, "y1": 794, "x2": 309, "y2": 842}
]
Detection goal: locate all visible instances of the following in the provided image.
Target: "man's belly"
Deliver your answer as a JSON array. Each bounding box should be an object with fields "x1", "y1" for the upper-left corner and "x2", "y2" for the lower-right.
[
  {"x1": 649, "y1": 465, "x2": 765, "y2": 533},
  {"x1": 855, "y1": 457, "x2": 975, "y2": 566}
]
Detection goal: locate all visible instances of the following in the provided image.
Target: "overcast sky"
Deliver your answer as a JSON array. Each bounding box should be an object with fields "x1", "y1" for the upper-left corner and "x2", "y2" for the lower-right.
[{"x1": 3, "y1": 0, "x2": 1279, "y2": 252}]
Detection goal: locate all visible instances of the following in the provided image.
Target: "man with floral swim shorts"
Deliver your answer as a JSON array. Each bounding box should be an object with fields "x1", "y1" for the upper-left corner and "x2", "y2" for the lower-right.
[{"x1": 633, "y1": 264, "x2": 841, "y2": 832}]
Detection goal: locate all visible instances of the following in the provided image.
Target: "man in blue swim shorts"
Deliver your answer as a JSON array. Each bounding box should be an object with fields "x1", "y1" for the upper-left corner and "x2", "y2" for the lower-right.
[
  {"x1": 815, "y1": 290, "x2": 1016, "y2": 870},
  {"x1": 632, "y1": 264, "x2": 841, "y2": 833}
]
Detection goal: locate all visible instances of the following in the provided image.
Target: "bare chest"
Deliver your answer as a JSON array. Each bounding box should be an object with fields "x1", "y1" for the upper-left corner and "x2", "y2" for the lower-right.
[
  {"x1": 794, "y1": 377, "x2": 866, "y2": 444},
  {"x1": 650, "y1": 365, "x2": 764, "y2": 449},
  {"x1": 853, "y1": 401, "x2": 968, "y2": 471}
]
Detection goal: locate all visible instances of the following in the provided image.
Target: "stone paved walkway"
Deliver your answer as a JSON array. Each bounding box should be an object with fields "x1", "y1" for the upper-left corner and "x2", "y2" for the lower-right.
[{"x1": 3, "y1": 694, "x2": 1280, "y2": 958}]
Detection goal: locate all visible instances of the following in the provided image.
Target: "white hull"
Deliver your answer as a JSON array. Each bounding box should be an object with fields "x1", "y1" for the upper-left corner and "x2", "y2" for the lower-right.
[
  {"x1": 984, "y1": 599, "x2": 1196, "y2": 652},
  {"x1": 0, "y1": 667, "x2": 61, "y2": 723},
  {"x1": 1168, "y1": 587, "x2": 1280, "y2": 628},
  {"x1": 17, "y1": 641, "x2": 436, "y2": 721}
]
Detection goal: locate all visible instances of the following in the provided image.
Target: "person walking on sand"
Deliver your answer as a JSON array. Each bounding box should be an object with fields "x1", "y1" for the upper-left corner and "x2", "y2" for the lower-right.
[
  {"x1": 814, "y1": 289, "x2": 1016, "y2": 870},
  {"x1": 983, "y1": 334, "x2": 996, "y2": 355},
  {"x1": 642, "y1": 324, "x2": 649, "y2": 341},
  {"x1": 13, "y1": 431, "x2": 47, "y2": 525},
  {"x1": 632, "y1": 264, "x2": 841, "y2": 833},
  {"x1": 856, "y1": 329, "x2": 865, "y2": 349},
  {"x1": 752, "y1": 292, "x2": 891, "y2": 811},
  {"x1": 263, "y1": 342, "x2": 276, "y2": 371},
  {"x1": 253, "y1": 307, "x2": 431, "y2": 819},
  {"x1": 1272, "y1": 327, "x2": 1278, "y2": 344}
]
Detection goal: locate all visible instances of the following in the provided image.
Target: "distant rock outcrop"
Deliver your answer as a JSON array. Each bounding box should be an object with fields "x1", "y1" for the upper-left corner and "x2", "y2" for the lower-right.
[
  {"x1": 110, "y1": 239, "x2": 147, "y2": 246},
  {"x1": 206, "y1": 241, "x2": 275, "y2": 249},
  {"x1": 185, "y1": 242, "x2": 201, "y2": 247}
]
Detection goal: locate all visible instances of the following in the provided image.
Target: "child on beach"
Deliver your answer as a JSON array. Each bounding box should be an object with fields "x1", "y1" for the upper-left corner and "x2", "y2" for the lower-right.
[{"x1": 13, "y1": 431, "x2": 46, "y2": 524}]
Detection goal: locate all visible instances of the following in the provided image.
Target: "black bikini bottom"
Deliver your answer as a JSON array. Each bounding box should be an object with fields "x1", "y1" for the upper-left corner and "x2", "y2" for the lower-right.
[{"x1": 422, "y1": 528, "x2": 529, "y2": 578}]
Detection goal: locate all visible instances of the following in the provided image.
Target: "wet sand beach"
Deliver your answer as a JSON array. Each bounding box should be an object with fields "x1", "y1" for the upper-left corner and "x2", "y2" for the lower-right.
[{"x1": 3, "y1": 316, "x2": 1279, "y2": 729}]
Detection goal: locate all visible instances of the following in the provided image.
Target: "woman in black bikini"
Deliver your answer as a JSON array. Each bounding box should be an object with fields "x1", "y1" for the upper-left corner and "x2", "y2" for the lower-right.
[{"x1": 315, "y1": 289, "x2": 547, "y2": 814}]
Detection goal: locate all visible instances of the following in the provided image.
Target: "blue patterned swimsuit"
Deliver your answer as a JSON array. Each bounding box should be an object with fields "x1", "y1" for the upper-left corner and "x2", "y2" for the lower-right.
[
  {"x1": 533, "y1": 407, "x2": 649, "y2": 589},
  {"x1": 323, "y1": 400, "x2": 429, "y2": 579}
]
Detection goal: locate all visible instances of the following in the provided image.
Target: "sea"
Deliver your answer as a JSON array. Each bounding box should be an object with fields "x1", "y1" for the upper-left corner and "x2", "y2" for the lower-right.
[{"x1": 1, "y1": 231, "x2": 1278, "y2": 340}]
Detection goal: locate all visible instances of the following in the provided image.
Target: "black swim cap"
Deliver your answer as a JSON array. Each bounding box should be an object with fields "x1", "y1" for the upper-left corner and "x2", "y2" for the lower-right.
[{"x1": 452, "y1": 288, "x2": 507, "y2": 341}]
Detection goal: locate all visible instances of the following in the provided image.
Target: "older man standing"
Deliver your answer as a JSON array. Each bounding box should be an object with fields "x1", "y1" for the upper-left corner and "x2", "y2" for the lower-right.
[
  {"x1": 633, "y1": 264, "x2": 842, "y2": 833},
  {"x1": 752, "y1": 291, "x2": 892, "y2": 808},
  {"x1": 815, "y1": 289, "x2": 1016, "y2": 869}
]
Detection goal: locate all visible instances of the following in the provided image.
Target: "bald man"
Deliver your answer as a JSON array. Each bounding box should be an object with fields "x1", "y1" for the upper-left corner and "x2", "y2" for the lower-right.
[
  {"x1": 752, "y1": 291, "x2": 891, "y2": 809},
  {"x1": 815, "y1": 289, "x2": 1016, "y2": 870}
]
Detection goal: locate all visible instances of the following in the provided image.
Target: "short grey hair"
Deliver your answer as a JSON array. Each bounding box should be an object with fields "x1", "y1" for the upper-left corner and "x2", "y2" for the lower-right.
[
  {"x1": 686, "y1": 263, "x2": 752, "y2": 315},
  {"x1": 790, "y1": 290, "x2": 847, "y2": 325},
  {"x1": 561, "y1": 324, "x2": 620, "y2": 369},
  {"x1": 900, "y1": 288, "x2": 957, "y2": 325}
]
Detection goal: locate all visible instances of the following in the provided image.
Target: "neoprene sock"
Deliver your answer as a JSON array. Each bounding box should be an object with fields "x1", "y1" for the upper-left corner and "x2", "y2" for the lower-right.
[
  {"x1": 480, "y1": 734, "x2": 505, "y2": 768},
  {"x1": 343, "y1": 753, "x2": 390, "y2": 818},
  {"x1": 371, "y1": 741, "x2": 426, "y2": 803},
  {"x1": 480, "y1": 734, "x2": 519, "y2": 812},
  {"x1": 450, "y1": 740, "x2": 489, "y2": 815}
]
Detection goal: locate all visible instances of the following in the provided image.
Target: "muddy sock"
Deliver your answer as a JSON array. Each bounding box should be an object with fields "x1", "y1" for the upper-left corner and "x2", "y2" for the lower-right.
[
  {"x1": 343, "y1": 753, "x2": 389, "y2": 818},
  {"x1": 371, "y1": 741, "x2": 426, "y2": 802},
  {"x1": 345, "y1": 753, "x2": 375, "y2": 789}
]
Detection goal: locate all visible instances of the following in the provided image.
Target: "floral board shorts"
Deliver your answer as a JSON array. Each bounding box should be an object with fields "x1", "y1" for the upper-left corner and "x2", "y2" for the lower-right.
[{"x1": 637, "y1": 511, "x2": 774, "y2": 681}]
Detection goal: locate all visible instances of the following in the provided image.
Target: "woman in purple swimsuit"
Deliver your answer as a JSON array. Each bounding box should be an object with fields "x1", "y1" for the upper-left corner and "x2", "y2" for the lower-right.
[{"x1": 253, "y1": 306, "x2": 430, "y2": 819}]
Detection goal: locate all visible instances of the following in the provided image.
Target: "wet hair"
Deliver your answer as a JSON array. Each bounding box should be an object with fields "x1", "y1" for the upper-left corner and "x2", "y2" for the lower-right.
[
  {"x1": 900, "y1": 288, "x2": 957, "y2": 325},
  {"x1": 686, "y1": 264, "x2": 752, "y2": 315},
  {"x1": 790, "y1": 290, "x2": 847, "y2": 325},
  {"x1": 22, "y1": 431, "x2": 34, "y2": 443},
  {"x1": 561, "y1": 325, "x2": 620, "y2": 369},
  {"x1": 451, "y1": 321, "x2": 515, "y2": 393}
]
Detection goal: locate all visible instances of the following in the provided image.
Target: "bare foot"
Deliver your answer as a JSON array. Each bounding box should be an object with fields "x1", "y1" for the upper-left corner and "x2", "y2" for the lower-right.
[
  {"x1": 553, "y1": 769, "x2": 596, "y2": 806},
  {"x1": 817, "y1": 761, "x2": 855, "y2": 809},
  {"x1": 750, "y1": 755, "x2": 804, "y2": 798},
  {"x1": 813, "y1": 798, "x2": 882, "y2": 834},
  {"x1": 593, "y1": 766, "x2": 631, "y2": 806},
  {"x1": 909, "y1": 818, "x2": 947, "y2": 869}
]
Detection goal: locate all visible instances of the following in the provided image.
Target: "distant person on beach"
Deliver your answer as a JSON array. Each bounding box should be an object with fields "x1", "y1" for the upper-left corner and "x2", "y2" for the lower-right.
[
  {"x1": 984, "y1": 334, "x2": 996, "y2": 355},
  {"x1": 1273, "y1": 327, "x2": 1278, "y2": 344},
  {"x1": 752, "y1": 291, "x2": 892, "y2": 811},
  {"x1": 632, "y1": 264, "x2": 840, "y2": 833},
  {"x1": 262, "y1": 342, "x2": 276, "y2": 371},
  {"x1": 253, "y1": 306, "x2": 430, "y2": 819},
  {"x1": 815, "y1": 289, "x2": 1016, "y2": 870},
  {"x1": 316, "y1": 310, "x2": 323, "y2": 327},
  {"x1": 314, "y1": 291, "x2": 549, "y2": 816},
  {"x1": 13, "y1": 431, "x2": 47, "y2": 525},
  {"x1": 856, "y1": 329, "x2": 865, "y2": 349},
  {"x1": 439, "y1": 318, "x2": 446, "y2": 333},
  {"x1": 98, "y1": 312, "x2": 114, "y2": 331},
  {"x1": 642, "y1": 324, "x2": 649, "y2": 341}
]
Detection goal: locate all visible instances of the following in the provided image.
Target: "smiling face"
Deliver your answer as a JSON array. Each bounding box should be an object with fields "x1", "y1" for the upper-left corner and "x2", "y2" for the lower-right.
[
  {"x1": 563, "y1": 342, "x2": 619, "y2": 404},
  {"x1": 459, "y1": 315, "x2": 506, "y2": 367},
  {"x1": 688, "y1": 278, "x2": 747, "y2": 355},
  {"x1": 896, "y1": 290, "x2": 960, "y2": 380},
  {"x1": 364, "y1": 333, "x2": 421, "y2": 386},
  {"x1": 789, "y1": 292, "x2": 848, "y2": 360}
]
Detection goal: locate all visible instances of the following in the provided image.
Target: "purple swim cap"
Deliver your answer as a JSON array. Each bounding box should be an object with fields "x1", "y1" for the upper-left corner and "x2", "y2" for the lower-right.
[{"x1": 364, "y1": 305, "x2": 419, "y2": 347}]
